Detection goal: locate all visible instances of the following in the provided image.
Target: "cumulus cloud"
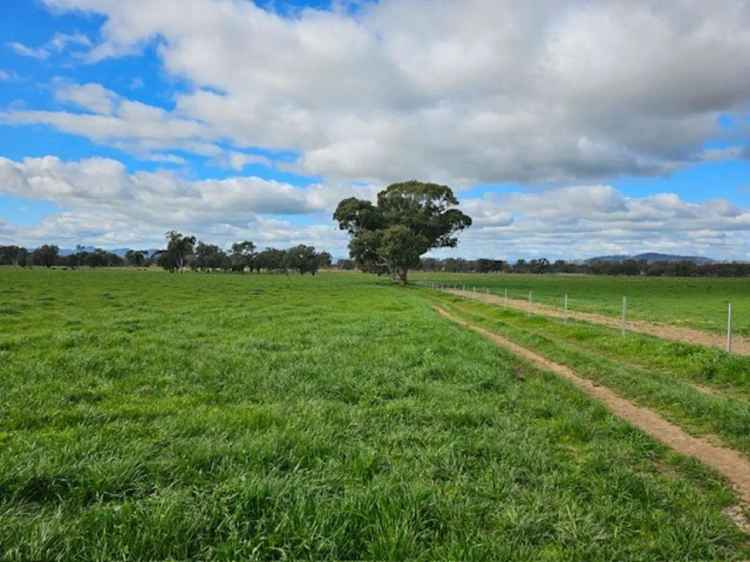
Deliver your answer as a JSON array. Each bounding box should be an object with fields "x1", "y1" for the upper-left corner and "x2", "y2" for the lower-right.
[
  {"x1": 55, "y1": 82, "x2": 118, "y2": 115},
  {"x1": 2, "y1": 82, "x2": 283, "y2": 172},
  {"x1": 1, "y1": 155, "x2": 749, "y2": 260},
  {"x1": 10, "y1": 0, "x2": 744, "y2": 186},
  {"x1": 2, "y1": 82, "x2": 222, "y2": 158},
  {"x1": 3, "y1": 1, "x2": 750, "y2": 259},
  {"x1": 449, "y1": 186, "x2": 750, "y2": 260},
  {"x1": 0, "y1": 155, "x2": 367, "y2": 250},
  {"x1": 224, "y1": 152, "x2": 274, "y2": 171},
  {"x1": 7, "y1": 42, "x2": 50, "y2": 60},
  {"x1": 7, "y1": 32, "x2": 91, "y2": 60}
]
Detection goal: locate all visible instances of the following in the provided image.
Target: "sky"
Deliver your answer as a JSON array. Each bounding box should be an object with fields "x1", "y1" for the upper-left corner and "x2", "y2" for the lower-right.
[{"x1": 1, "y1": 0, "x2": 750, "y2": 260}]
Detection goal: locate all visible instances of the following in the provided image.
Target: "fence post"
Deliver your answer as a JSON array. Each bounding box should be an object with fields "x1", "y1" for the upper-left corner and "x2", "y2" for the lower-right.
[
  {"x1": 564, "y1": 293, "x2": 568, "y2": 324},
  {"x1": 621, "y1": 296, "x2": 628, "y2": 336},
  {"x1": 504, "y1": 288, "x2": 508, "y2": 308},
  {"x1": 727, "y1": 303, "x2": 733, "y2": 353}
]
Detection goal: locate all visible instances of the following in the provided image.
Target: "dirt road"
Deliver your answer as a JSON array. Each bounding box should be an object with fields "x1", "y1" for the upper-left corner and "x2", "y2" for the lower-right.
[
  {"x1": 435, "y1": 305, "x2": 750, "y2": 530},
  {"x1": 444, "y1": 288, "x2": 750, "y2": 355}
]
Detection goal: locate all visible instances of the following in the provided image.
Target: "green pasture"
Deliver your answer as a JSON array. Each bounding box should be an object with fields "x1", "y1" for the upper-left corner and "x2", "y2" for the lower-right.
[
  {"x1": 0, "y1": 269, "x2": 747, "y2": 560},
  {"x1": 413, "y1": 272, "x2": 750, "y2": 335}
]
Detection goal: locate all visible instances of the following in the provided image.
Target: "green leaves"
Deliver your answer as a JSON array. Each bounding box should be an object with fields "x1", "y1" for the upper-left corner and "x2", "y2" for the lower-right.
[
  {"x1": 285, "y1": 245, "x2": 321, "y2": 276},
  {"x1": 163, "y1": 231, "x2": 197, "y2": 272},
  {"x1": 333, "y1": 181, "x2": 472, "y2": 283}
]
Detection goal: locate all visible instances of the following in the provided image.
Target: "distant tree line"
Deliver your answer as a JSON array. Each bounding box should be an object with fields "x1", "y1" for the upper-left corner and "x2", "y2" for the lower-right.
[
  {"x1": 401, "y1": 257, "x2": 750, "y2": 277},
  {"x1": 4, "y1": 240, "x2": 748, "y2": 277},
  {"x1": 0, "y1": 244, "x2": 128, "y2": 268},
  {"x1": 0, "y1": 233, "x2": 332, "y2": 275},
  {"x1": 154, "y1": 231, "x2": 331, "y2": 274}
]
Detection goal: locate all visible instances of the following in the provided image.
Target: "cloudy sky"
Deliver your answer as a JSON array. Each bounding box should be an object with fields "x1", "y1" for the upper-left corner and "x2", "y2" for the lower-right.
[{"x1": 1, "y1": 0, "x2": 750, "y2": 260}]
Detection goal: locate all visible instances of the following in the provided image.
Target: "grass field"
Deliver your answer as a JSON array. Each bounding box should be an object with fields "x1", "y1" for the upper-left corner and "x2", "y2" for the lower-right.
[
  {"x1": 1, "y1": 268, "x2": 749, "y2": 560},
  {"x1": 412, "y1": 272, "x2": 750, "y2": 336},
  {"x1": 427, "y1": 291, "x2": 750, "y2": 455}
]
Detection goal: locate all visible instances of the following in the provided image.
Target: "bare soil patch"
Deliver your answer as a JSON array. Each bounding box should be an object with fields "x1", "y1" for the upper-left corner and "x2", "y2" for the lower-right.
[
  {"x1": 435, "y1": 305, "x2": 750, "y2": 517},
  {"x1": 446, "y1": 288, "x2": 750, "y2": 355}
]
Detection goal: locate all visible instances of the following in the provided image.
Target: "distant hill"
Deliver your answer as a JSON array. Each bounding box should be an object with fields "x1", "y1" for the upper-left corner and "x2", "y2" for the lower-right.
[
  {"x1": 59, "y1": 246, "x2": 96, "y2": 256},
  {"x1": 587, "y1": 253, "x2": 715, "y2": 265}
]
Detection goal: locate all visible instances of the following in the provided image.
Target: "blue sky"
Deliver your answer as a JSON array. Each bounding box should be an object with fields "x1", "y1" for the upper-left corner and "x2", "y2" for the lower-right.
[{"x1": 1, "y1": 0, "x2": 749, "y2": 259}]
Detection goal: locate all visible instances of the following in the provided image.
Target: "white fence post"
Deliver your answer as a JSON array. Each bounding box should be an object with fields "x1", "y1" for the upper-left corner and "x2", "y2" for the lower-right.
[
  {"x1": 504, "y1": 288, "x2": 508, "y2": 308},
  {"x1": 564, "y1": 293, "x2": 568, "y2": 324},
  {"x1": 621, "y1": 296, "x2": 628, "y2": 336},
  {"x1": 727, "y1": 303, "x2": 733, "y2": 353}
]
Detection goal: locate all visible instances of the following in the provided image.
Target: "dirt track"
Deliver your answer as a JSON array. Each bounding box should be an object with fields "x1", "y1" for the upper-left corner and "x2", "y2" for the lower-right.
[
  {"x1": 435, "y1": 305, "x2": 750, "y2": 516},
  {"x1": 444, "y1": 289, "x2": 750, "y2": 356}
]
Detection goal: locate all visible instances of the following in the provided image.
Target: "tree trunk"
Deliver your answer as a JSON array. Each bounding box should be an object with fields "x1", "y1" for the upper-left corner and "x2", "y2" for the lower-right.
[{"x1": 398, "y1": 268, "x2": 408, "y2": 285}]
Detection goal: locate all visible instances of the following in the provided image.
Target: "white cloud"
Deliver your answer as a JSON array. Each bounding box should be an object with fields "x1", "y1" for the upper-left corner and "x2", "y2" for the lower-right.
[
  {"x1": 7, "y1": 32, "x2": 91, "y2": 60},
  {"x1": 7, "y1": 42, "x2": 50, "y2": 60},
  {"x1": 224, "y1": 152, "x2": 273, "y2": 171},
  {"x1": 55, "y1": 82, "x2": 118, "y2": 114},
  {"x1": 2, "y1": 1, "x2": 750, "y2": 259},
  {"x1": 0, "y1": 155, "x2": 365, "y2": 251},
  {"x1": 146, "y1": 153, "x2": 187, "y2": 165},
  {"x1": 448, "y1": 186, "x2": 750, "y2": 260},
  {"x1": 1, "y1": 156, "x2": 749, "y2": 260},
  {"x1": 1, "y1": 82, "x2": 221, "y2": 158},
  {"x1": 18, "y1": 0, "x2": 747, "y2": 187}
]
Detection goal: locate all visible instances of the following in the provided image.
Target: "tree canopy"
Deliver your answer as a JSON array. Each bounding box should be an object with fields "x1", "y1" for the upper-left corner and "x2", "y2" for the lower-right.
[
  {"x1": 286, "y1": 245, "x2": 321, "y2": 276},
  {"x1": 162, "y1": 231, "x2": 196, "y2": 272},
  {"x1": 32, "y1": 244, "x2": 60, "y2": 268},
  {"x1": 333, "y1": 181, "x2": 472, "y2": 284}
]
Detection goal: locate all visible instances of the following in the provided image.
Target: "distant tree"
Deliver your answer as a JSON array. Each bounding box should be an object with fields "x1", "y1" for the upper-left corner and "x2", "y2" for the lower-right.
[
  {"x1": 86, "y1": 250, "x2": 107, "y2": 268},
  {"x1": 420, "y1": 257, "x2": 440, "y2": 272},
  {"x1": 17, "y1": 247, "x2": 29, "y2": 267},
  {"x1": 32, "y1": 245, "x2": 59, "y2": 268},
  {"x1": 255, "y1": 248, "x2": 288, "y2": 273},
  {"x1": 529, "y1": 258, "x2": 550, "y2": 274},
  {"x1": 317, "y1": 251, "x2": 333, "y2": 269},
  {"x1": 162, "y1": 231, "x2": 196, "y2": 272},
  {"x1": 79, "y1": 249, "x2": 122, "y2": 267},
  {"x1": 230, "y1": 241, "x2": 256, "y2": 272},
  {"x1": 125, "y1": 250, "x2": 146, "y2": 267},
  {"x1": 333, "y1": 181, "x2": 472, "y2": 284},
  {"x1": 336, "y1": 258, "x2": 355, "y2": 270},
  {"x1": 477, "y1": 259, "x2": 505, "y2": 273},
  {"x1": 0, "y1": 245, "x2": 28, "y2": 266},
  {"x1": 192, "y1": 242, "x2": 228, "y2": 271},
  {"x1": 286, "y1": 245, "x2": 320, "y2": 275},
  {"x1": 443, "y1": 257, "x2": 461, "y2": 273}
]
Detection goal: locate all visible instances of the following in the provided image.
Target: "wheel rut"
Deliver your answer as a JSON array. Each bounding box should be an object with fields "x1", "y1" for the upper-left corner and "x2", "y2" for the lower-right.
[
  {"x1": 435, "y1": 305, "x2": 750, "y2": 522},
  {"x1": 444, "y1": 288, "x2": 750, "y2": 356}
]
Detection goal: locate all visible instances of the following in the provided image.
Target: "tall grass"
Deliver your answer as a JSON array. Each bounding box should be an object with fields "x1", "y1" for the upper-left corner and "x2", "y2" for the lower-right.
[
  {"x1": 0, "y1": 269, "x2": 747, "y2": 560},
  {"x1": 413, "y1": 271, "x2": 750, "y2": 335}
]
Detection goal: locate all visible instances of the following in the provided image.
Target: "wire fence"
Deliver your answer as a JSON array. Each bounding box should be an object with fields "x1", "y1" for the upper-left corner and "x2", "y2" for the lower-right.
[{"x1": 420, "y1": 281, "x2": 736, "y2": 353}]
